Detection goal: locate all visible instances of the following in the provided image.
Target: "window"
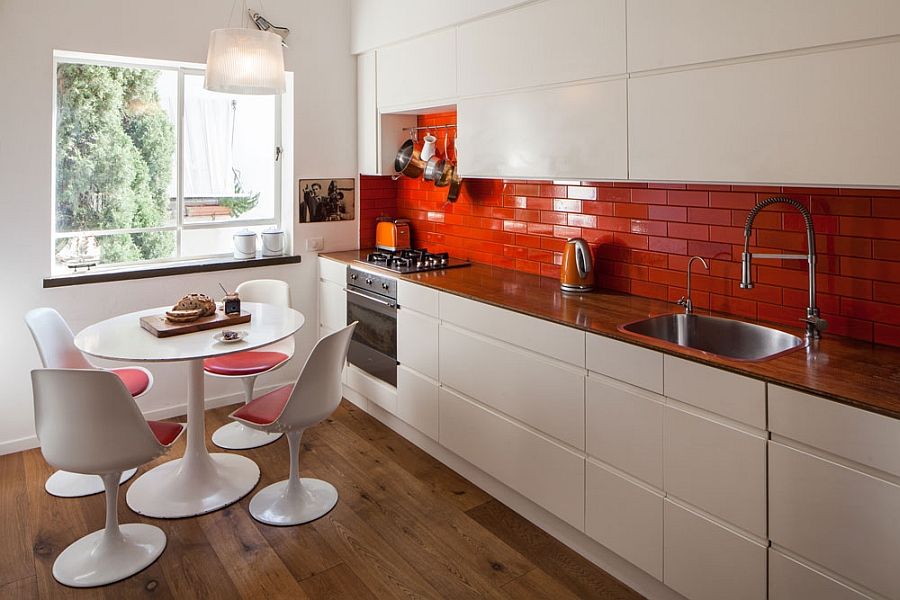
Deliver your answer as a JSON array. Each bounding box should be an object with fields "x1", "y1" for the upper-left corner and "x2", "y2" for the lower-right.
[{"x1": 52, "y1": 52, "x2": 283, "y2": 273}]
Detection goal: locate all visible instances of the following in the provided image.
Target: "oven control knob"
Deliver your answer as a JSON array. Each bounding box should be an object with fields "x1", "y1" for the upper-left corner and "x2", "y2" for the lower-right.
[
  {"x1": 382, "y1": 283, "x2": 389, "y2": 290},
  {"x1": 350, "y1": 274, "x2": 357, "y2": 280},
  {"x1": 365, "y1": 278, "x2": 373, "y2": 285}
]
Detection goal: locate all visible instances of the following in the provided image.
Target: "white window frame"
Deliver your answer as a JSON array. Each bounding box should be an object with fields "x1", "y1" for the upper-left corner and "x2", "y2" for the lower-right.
[{"x1": 51, "y1": 50, "x2": 284, "y2": 273}]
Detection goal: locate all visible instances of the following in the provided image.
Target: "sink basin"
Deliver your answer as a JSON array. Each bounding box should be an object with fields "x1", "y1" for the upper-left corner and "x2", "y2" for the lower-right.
[{"x1": 619, "y1": 313, "x2": 806, "y2": 362}]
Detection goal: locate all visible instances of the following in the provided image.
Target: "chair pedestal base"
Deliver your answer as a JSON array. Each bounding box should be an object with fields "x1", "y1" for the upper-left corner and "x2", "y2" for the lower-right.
[
  {"x1": 45, "y1": 469, "x2": 137, "y2": 498},
  {"x1": 249, "y1": 478, "x2": 338, "y2": 526},
  {"x1": 52, "y1": 523, "x2": 165, "y2": 588},
  {"x1": 211, "y1": 422, "x2": 282, "y2": 450}
]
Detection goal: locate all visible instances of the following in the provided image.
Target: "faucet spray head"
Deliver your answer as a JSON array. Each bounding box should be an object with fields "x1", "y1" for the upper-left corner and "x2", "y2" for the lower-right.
[{"x1": 740, "y1": 252, "x2": 754, "y2": 289}]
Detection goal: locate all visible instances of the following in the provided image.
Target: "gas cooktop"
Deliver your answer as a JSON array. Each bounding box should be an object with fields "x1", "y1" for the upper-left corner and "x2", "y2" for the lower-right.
[{"x1": 358, "y1": 248, "x2": 471, "y2": 274}]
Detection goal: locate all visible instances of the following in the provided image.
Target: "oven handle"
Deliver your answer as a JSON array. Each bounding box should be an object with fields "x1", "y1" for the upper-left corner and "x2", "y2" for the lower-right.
[{"x1": 345, "y1": 287, "x2": 397, "y2": 309}]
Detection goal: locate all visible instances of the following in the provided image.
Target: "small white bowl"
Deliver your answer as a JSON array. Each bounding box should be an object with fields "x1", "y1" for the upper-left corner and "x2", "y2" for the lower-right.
[{"x1": 213, "y1": 330, "x2": 248, "y2": 344}]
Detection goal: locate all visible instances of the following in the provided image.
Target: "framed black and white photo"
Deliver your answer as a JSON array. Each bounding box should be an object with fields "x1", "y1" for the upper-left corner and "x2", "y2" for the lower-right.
[{"x1": 298, "y1": 178, "x2": 355, "y2": 223}]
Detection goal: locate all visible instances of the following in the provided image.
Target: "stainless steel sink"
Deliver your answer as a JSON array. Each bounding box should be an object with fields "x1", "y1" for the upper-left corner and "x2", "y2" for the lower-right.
[{"x1": 619, "y1": 313, "x2": 806, "y2": 362}]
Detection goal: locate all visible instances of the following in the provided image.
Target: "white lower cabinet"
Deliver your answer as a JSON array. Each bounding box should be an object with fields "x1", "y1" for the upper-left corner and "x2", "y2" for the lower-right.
[
  {"x1": 397, "y1": 307, "x2": 438, "y2": 380},
  {"x1": 664, "y1": 500, "x2": 767, "y2": 600},
  {"x1": 769, "y1": 549, "x2": 871, "y2": 600},
  {"x1": 396, "y1": 366, "x2": 438, "y2": 440},
  {"x1": 439, "y1": 386, "x2": 584, "y2": 529},
  {"x1": 769, "y1": 441, "x2": 900, "y2": 599},
  {"x1": 585, "y1": 460, "x2": 663, "y2": 579},
  {"x1": 318, "y1": 279, "x2": 346, "y2": 335}
]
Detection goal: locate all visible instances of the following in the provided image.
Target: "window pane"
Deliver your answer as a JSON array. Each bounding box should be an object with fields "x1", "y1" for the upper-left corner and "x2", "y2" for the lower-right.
[
  {"x1": 55, "y1": 64, "x2": 178, "y2": 258},
  {"x1": 54, "y1": 230, "x2": 176, "y2": 271},
  {"x1": 182, "y1": 74, "x2": 276, "y2": 224}
]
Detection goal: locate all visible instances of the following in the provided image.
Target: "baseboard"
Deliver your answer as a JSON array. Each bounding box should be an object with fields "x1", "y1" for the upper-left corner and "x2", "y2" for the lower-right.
[
  {"x1": 354, "y1": 399, "x2": 686, "y2": 600},
  {"x1": 0, "y1": 380, "x2": 292, "y2": 456}
]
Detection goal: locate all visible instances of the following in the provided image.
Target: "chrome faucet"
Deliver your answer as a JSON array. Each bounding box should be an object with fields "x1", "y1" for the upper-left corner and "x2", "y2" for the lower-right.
[
  {"x1": 740, "y1": 196, "x2": 827, "y2": 338},
  {"x1": 678, "y1": 256, "x2": 709, "y2": 314}
]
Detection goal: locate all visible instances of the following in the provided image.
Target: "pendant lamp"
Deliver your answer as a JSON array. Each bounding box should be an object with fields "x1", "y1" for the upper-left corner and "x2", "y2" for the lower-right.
[{"x1": 205, "y1": 8, "x2": 285, "y2": 95}]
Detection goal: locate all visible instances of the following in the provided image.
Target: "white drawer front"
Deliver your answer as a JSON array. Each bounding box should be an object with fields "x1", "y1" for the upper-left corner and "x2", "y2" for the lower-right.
[
  {"x1": 664, "y1": 405, "x2": 767, "y2": 537},
  {"x1": 664, "y1": 500, "x2": 767, "y2": 600},
  {"x1": 769, "y1": 549, "x2": 870, "y2": 600},
  {"x1": 319, "y1": 257, "x2": 346, "y2": 285},
  {"x1": 397, "y1": 280, "x2": 439, "y2": 317},
  {"x1": 397, "y1": 308, "x2": 438, "y2": 380},
  {"x1": 585, "y1": 460, "x2": 663, "y2": 579},
  {"x1": 439, "y1": 387, "x2": 584, "y2": 529},
  {"x1": 346, "y1": 365, "x2": 397, "y2": 415},
  {"x1": 319, "y1": 280, "x2": 346, "y2": 333},
  {"x1": 769, "y1": 441, "x2": 900, "y2": 600},
  {"x1": 770, "y1": 384, "x2": 900, "y2": 478},
  {"x1": 586, "y1": 334, "x2": 663, "y2": 394},
  {"x1": 664, "y1": 355, "x2": 765, "y2": 428},
  {"x1": 585, "y1": 375, "x2": 663, "y2": 488},
  {"x1": 397, "y1": 366, "x2": 438, "y2": 440},
  {"x1": 440, "y1": 293, "x2": 585, "y2": 367},
  {"x1": 440, "y1": 325, "x2": 584, "y2": 449}
]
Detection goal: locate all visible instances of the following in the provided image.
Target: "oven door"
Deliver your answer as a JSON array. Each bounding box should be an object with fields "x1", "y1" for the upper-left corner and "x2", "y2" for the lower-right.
[{"x1": 345, "y1": 287, "x2": 398, "y2": 387}]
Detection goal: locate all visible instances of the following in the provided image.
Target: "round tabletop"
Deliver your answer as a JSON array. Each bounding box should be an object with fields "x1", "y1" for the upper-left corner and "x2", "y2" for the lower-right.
[{"x1": 74, "y1": 302, "x2": 305, "y2": 362}]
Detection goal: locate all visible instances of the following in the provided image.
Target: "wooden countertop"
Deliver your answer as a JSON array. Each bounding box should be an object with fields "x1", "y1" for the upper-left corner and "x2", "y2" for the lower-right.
[{"x1": 323, "y1": 250, "x2": 900, "y2": 420}]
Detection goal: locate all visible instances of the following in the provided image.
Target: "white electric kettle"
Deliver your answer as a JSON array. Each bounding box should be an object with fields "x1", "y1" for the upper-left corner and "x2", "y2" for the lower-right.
[{"x1": 233, "y1": 229, "x2": 257, "y2": 259}]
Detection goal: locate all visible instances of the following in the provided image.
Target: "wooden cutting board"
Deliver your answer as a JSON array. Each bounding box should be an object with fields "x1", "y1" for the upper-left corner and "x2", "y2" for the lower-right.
[{"x1": 140, "y1": 309, "x2": 251, "y2": 338}]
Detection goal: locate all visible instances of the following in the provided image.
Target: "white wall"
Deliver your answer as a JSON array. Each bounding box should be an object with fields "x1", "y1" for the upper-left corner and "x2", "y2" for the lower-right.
[{"x1": 0, "y1": 0, "x2": 357, "y2": 453}]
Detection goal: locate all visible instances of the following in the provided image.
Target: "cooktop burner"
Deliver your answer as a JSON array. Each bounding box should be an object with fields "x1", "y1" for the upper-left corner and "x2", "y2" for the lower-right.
[{"x1": 360, "y1": 248, "x2": 471, "y2": 273}]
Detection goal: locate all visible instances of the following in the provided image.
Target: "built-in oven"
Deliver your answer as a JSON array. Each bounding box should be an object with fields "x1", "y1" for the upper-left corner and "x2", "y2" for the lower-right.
[{"x1": 345, "y1": 266, "x2": 398, "y2": 386}]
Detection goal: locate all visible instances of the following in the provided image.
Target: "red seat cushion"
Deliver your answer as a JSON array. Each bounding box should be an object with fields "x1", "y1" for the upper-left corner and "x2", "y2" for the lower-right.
[
  {"x1": 110, "y1": 368, "x2": 151, "y2": 397},
  {"x1": 203, "y1": 351, "x2": 289, "y2": 376},
  {"x1": 232, "y1": 384, "x2": 293, "y2": 426},
  {"x1": 147, "y1": 421, "x2": 183, "y2": 446}
]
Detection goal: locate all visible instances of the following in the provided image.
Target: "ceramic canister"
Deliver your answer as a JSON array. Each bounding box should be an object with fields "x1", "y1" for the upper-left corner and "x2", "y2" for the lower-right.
[{"x1": 233, "y1": 229, "x2": 258, "y2": 259}]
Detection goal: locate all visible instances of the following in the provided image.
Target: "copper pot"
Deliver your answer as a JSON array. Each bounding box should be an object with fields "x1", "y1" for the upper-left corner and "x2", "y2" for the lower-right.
[
  {"x1": 394, "y1": 139, "x2": 425, "y2": 178},
  {"x1": 434, "y1": 160, "x2": 453, "y2": 187},
  {"x1": 447, "y1": 165, "x2": 462, "y2": 201}
]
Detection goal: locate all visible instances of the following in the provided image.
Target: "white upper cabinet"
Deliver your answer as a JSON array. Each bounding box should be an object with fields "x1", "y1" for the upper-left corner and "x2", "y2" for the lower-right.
[
  {"x1": 629, "y1": 41, "x2": 900, "y2": 186},
  {"x1": 376, "y1": 29, "x2": 457, "y2": 110},
  {"x1": 456, "y1": 0, "x2": 625, "y2": 96},
  {"x1": 627, "y1": 0, "x2": 900, "y2": 72},
  {"x1": 458, "y1": 79, "x2": 627, "y2": 180},
  {"x1": 357, "y1": 51, "x2": 378, "y2": 175}
]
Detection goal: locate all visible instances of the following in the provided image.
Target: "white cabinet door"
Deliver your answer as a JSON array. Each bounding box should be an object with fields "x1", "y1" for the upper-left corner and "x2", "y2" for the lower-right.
[
  {"x1": 627, "y1": 0, "x2": 900, "y2": 72},
  {"x1": 585, "y1": 460, "x2": 663, "y2": 579},
  {"x1": 397, "y1": 307, "x2": 438, "y2": 380},
  {"x1": 629, "y1": 41, "x2": 900, "y2": 186},
  {"x1": 319, "y1": 257, "x2": 347, "y2": 285},
  {"x1": 319, "y1": 280, "x2": 347, "y2": 334},
  {"x1": 398, "y1": 280, "x2": 439, "y2": 317},
  {"x1": 458, "y1": 80, "x2": 627, "y2": 180},
  {"x1": 439, "y1": 387, "x2": 584, "y2": 529},
  {"x1": 397, "y1": 365, "x2": 439, "y2": 440},
  {"x1": 664, "y1": 404, "x2": 767, "y2": 537},
  {"x1": 586, "y1": 333, "x2": 663, "y2": 394},
  {"x1": 585, "y1": 375, "x2": 663, "y2": 488},
  {"x1": 664, "y1": 500, "x2": 767, "y2": 600},
  {"x1": 769, "y1": 441, "x2": 900, "y2": 599},
  {"x1": 357, "y1": 51, "x2": 378, "y2": 175},
  {"x1": 376, "y1": 28, "x2": 457, "y2": 109},
  {"x1": 440, "y1": 325, "x2": 584, "y2": 449},
  {"x1": 769, "y1": 549, "x2": 870, "y2": 600},
  {"x1": 457, "y1": 0, "x2": 625, "y2": 96}
]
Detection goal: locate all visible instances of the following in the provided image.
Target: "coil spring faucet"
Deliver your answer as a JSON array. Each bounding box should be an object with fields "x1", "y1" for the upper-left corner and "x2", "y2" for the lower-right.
[{"x1": 740, "y1": 196, "x2": 827, "y2": 338}]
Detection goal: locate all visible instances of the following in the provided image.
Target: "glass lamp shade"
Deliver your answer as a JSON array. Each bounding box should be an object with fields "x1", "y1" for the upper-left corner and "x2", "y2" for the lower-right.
[{"x1": 205, "y1": 28, "x2": 285, "y2": 95}]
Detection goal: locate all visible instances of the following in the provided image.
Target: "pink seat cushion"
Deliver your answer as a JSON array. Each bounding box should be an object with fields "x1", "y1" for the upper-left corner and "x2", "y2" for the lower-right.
[
  {"x1": 203, "y1": 351, "x2": 289, "y2": 376},
  {"x1": 232, "y1": 384, "x2": 293, "y2": 426},
  {"x1": 147, "y1": 421, "x2": 183, "y2": 446},
  {"x1": 110, "y1": 368, "x2": 151, "y2": 397}
]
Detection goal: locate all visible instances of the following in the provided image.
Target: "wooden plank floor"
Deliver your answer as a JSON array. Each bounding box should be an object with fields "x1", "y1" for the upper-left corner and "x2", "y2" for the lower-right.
[{"x1": 0, "y1": 400, "x2": 644, "y2": 600}]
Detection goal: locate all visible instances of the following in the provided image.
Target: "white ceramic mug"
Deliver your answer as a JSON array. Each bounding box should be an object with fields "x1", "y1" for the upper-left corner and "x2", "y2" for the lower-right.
[{"x1": 420, "y1": 134, "x2": 437, "y2": 162}]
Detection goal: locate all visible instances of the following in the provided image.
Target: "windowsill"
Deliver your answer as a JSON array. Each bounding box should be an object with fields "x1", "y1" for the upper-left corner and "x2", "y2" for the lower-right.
[{"x1": 42, "y1": 254, "x2": 302, "y2": 289}]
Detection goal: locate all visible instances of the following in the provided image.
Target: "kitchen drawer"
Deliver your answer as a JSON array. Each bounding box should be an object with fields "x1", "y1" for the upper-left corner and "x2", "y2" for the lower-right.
[
  {"x1": 376, "y1": 29, "x2": 457, "y2": 109},
  {"x1": 319, "y1": 257, "x2": 347, "y2": 285},
  {"x1": 440, "y1": 325, "x2": 584, "y2": 449},
  {"x1": 769, "y1": 384, "x2": 900, "y2": 478},
  {"x1": 585, "y1": 460, "x2": 663, "y2": 579},
  {"x1": 585, "y1": 333, "x2": 662, "y2": 394},
  {"x1": 664, "y1": 355, "x2": 765, "y2": 428},
  {"x1": 664, "y1": 404, "x2": 767, "y2": 537},
  {"x1": 439, "y1": 387, "x2": 584, "y2": 529},
  {"x1": 397, "y1": 366, "x2": 438, "y2": 440},
  {"x1": 397, "y1": 308, "x2": 438, "y2": 380},
  {"x1": 398, "y1": 280, "x2": 439, "y2": 317},
  {"x1": 585, "y1": 375, "x2": 663, "y2": 488},
  {"x1": 769, "y1": 441, "x2": 900, "y2": 600},
  {"x1": 319, "y1": 280, "x2": 346, "y2": 333},
  {"x1": 664, "y1": 500, "x2": 767, "y2": 600},
  {"x1": 769, "y1": 549, "x2": 870, "y2": 600},
  {"x1": 439, "y1": 293, "x2": 585, "y2": 367},
  {"x1": 346, "y1": 365, "x2": 397, "y2": 415}
]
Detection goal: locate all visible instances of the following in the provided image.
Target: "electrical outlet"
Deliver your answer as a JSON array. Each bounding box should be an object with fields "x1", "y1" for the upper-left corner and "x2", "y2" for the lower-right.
[{"x1": 306, "y1": 237, "x2": 324, "y2": 251}]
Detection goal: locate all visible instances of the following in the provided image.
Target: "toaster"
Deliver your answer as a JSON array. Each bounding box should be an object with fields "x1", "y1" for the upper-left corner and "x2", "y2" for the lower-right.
[{"x1": 375, "y1": 218, "x2": 411, "y2": 251}]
